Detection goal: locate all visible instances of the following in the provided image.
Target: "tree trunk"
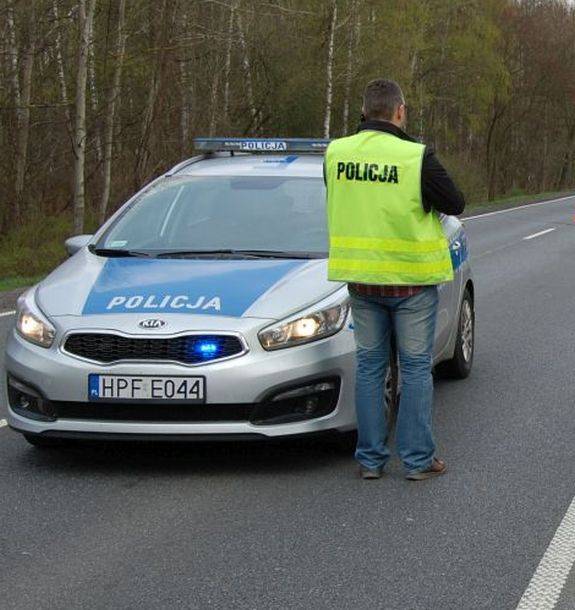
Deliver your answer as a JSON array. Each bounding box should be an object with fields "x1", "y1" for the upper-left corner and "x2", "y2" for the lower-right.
[
  {"x1": 99, "y1": 0, "x2": 126, "y2": 224},
  {"x1": 179, "y1": 2, "x2": 193, "y2": 156},
  {"x1": 342, "y1": 0, "x2": 359, "y2": 135},
  {"x1": 6, "y1": 2, "x2": 21, "y2": 109},
  {"x1": 134, "y1": 72, "x2": 161, "y2": 188},
  {"x1": 179, "y1": 59, "x2": 192, "y2": 157},
  {"x1": 73, "y1": 0, "x2": 97, "y2": 234},
  {"x1": 223, "y1": 1, "x2": 236, "y2": 124},
  {"x1": 323, "y1": 0, "x2": 338, "y2": 139},
  {"x1": 208, "y1": 70, "x2": 221, "y2": 136},
  {"x1": 486, "y1": 103, "x2": 504, "y2": 201},
  {"x1": 556, "y1": 122, "x2": 575, "y2": 191},
  {"x1": 134, "y1": 0, "x2": 168, "y2": 188},
  {"x1": 51, "y1": 0, "x2": 72, "y2": 131},
  {"x1": 88, "y1": 16, "x2": 103, "y2": 165},
  {"x1": 14, "y1": 3, "x2": 36, "y2": 222},
  {"x1": 236, "y1": 7, "x2": 258, "y2": 132}
]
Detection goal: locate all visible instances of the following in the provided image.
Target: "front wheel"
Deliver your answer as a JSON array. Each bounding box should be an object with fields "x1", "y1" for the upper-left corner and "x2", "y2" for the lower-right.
[{"x1": 436, "y1": 288, "x2": 474, "y2": 379}]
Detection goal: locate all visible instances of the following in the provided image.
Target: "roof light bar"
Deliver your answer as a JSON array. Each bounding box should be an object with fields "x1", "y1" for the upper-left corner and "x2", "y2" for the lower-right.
[{"x1": 194, "y1": 137, "x2": 331, "y2": 154}]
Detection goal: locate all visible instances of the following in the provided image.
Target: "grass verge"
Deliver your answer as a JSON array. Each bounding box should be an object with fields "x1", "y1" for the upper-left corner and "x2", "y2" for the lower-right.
[
  {"x1": 0, "y1": 275, "x2": 44, "y2": 293},
  {"x1": 465, "y1": 190, "x2": 574, "y2": 213}
]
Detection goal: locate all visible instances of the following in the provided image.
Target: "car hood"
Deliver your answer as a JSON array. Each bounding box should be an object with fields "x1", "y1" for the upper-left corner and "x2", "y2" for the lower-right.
[{"x1": 36, "y1": 250, "x2": 343, "y2": 321}]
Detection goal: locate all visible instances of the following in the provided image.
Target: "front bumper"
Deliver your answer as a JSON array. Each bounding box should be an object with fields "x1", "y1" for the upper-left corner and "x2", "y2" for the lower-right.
[{"x1": 5, "y1": 324, "x2": 357, "y2": 439}]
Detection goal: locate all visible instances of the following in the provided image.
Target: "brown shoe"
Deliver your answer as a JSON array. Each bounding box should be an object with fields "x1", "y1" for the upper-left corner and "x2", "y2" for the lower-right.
[
  {"x1": 405, "y1": 458, "x2": 446, "y2": 481},
  {"x1": 359, "y1": 465, "x2": 384, "y2": 480}
]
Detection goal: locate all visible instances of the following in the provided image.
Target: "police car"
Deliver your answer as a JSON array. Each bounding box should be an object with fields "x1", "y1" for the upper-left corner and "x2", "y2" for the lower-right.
[{"x1": 4, "y1": 138, "x2": 474, "y2": 447}]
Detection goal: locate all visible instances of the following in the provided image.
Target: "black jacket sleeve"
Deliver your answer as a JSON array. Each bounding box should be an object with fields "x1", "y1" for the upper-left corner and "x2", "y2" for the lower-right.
[{"x1": 421, "y1": 148, "x2": 465, "y2": 215}]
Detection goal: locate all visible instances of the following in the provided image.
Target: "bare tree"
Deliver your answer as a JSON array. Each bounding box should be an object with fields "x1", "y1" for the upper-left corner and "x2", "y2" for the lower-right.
[
  {"x1": 6, "y1": 2, "x2": 21, "y2": 110},
  {"x1": 99, "y1": 0, "x2": 127, "y2": 223},
  {"x1": 88, "y1": 13, "x2": 103, "y2": 165},
  {"x1": 51, "y1": 0, "x2": 72, "y2": 131},
  {"x1": 134, "y1": 0, "x2": 169, "y2": 188},
  {"x1": 13, "y1": 3, "x2": 36, "y2": 222},
  {"x1": 342, "y1": 0, "x2": 360, "y2": 135},
  {"x1": 179, "y1": 2, "x2": 193, "y2": 155},
  {"x1": 323, "y1": 0, "x2": 338, "y2": 138},
  {"x1": 73, "y1": 0, "x2": 98, "y2": 234},
  {"x1": 236, "y1": 5, "x2": 258, "y2": 132},
  {"x1": 223, "y1": 0, "x2": 236, "y2": 123},
  {"x1": 179, "y1": 58, "x2": 192, "y2": 155}
]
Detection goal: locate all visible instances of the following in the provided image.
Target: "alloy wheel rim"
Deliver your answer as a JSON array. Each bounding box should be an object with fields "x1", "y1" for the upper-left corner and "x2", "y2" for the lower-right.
[{"x1": 461, "y1": 300, "x2": 474, "y2": 362}]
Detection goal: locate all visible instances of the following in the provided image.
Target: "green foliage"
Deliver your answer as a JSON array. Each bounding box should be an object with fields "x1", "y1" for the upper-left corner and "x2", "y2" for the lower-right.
[
  {"x1": 0, "y1": 275, "x2": 44, "y2": 293},
  {"x1": 439, "y1": 152, "x2": 488, "y2": 203},
  {"x1": 0, "y1": 214, "x2": 72, "y2": 279}
]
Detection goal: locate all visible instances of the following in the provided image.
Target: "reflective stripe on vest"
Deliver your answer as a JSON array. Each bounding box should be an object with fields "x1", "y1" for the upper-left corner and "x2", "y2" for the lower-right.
[{"x1": 325, "y1": 130, "x2": 454, "y2": 285}]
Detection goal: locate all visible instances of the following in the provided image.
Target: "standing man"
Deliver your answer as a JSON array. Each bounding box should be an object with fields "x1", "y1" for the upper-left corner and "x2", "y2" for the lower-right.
[{"x1": 325, "y1": 79, "x2": 465, "y2": 480}]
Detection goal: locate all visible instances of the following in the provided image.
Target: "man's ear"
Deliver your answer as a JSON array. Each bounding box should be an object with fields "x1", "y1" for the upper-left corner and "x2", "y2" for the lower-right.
[{"x1": 397, "y1": 104, "x2": 406, "y2": 126}]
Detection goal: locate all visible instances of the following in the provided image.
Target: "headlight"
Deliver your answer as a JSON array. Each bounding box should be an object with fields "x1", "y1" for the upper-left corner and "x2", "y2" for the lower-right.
[
  {"x1": 16, "y1": 304, "x2": 55, "y2": 348},
  {"x1": 259, "y1": 300, "x2": 349, "y2": 350}
]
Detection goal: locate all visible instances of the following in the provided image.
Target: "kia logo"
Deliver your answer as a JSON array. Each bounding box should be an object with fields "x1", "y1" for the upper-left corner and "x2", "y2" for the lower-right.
[{"x1": 138, "y1": 319, "x2": 167, "y2": 329}]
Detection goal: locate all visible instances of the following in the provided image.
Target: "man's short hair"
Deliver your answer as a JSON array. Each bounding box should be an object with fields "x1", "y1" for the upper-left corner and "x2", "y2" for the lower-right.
[{"x1": 362, "y1": 79, "x2": 405, "y2": 121}]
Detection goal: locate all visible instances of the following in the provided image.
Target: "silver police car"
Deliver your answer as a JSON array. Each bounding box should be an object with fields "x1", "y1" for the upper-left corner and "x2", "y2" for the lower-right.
[{"x1": 4, "y1": 138, "x2": 474, "y2": 447}]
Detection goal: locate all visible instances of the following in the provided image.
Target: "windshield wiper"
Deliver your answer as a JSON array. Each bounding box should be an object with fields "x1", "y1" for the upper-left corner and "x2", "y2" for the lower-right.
[
  {"x1": 232, "y1": 249, "x2": 322, "y2": 259},
  {"x1": 155, "y1": 249, "x2": 320, "y2": 260},
  {"x1": 90, "y1": 247, "x2": 155, "y2": 258}
]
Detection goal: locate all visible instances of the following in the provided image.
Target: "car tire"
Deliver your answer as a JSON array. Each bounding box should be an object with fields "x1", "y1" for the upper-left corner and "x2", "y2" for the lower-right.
[
  {"x1": 436, "y1": 287, "x2": 474, "y2": 379},
  {"x1": 23, "y1": 434, "x2": 69, "y2": 449}
]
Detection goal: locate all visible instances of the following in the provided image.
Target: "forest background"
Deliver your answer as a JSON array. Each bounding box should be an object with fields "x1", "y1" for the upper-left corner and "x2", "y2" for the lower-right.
[{"x1": 1, "y1": 0, "x2": 575, "y2": 282}]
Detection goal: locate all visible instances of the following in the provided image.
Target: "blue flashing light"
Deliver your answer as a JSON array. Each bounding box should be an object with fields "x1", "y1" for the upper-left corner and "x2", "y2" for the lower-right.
[
  {"x1": 195, "y1": 341, "x2": 219, "y2": 358},
  {"x1": 193, "y1": 137, "x2": 330, "y2": 154}
]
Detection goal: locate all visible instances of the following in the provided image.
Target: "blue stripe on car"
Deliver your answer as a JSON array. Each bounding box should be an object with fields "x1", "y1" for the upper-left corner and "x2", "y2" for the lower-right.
[
  {"x1": 450, "y1": 230, "x2": 469, "y2": 271},
  {"x1": 82, "y1": 258, "x2": 304, "y2": 316}
]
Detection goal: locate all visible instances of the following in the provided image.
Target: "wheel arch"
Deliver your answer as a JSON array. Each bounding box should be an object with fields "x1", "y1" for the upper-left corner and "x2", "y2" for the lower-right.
[{"x1": 464, "y1": 279, "x2": 474, "y2": 303}]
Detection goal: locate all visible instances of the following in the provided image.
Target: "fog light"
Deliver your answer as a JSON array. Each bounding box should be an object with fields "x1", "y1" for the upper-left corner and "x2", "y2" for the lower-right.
[
  {"x1": 7, "y1": 377, "x2": 56, "y2": 421},
  {"x1": 250, "y1": 377, "x2": 340, "y2": 425},
  {"x1": 16, "y1": 392, "x2": 32, "y2": 410},
  {"x1": 271, "y1": 381, "x2": 337, "y2": 402},
  {"x1": 304, "y1": 396, "x2": 319, "y2": 415}
]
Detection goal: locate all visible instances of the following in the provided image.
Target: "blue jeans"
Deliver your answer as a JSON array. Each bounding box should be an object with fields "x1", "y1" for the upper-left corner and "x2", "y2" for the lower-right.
[{"x1": 349, "y1": 285, "x2": 439, "y2": 473}]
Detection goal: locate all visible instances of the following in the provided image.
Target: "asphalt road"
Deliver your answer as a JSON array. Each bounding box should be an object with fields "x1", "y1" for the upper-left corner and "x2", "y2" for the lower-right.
[{"x1": 2, "y1": 197, "x2": 575, "y2": 610}]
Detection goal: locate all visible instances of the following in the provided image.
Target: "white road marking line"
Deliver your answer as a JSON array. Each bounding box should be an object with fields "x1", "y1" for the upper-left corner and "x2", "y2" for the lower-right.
[
  {"x1": 0, "y1": 310, "x2": 16, "y2": 318},
  {"x1": 516, "y1": 495, "x2": 575, "y2": 610},
  {"x1": 0, "y1": 419, "x2": 7, "y2": 428},
  {"x1": 523, "y1": 227, "x2": 556, "y2": 241},
  {"x1": 464, "y1": 194, "x2": 575, "y2": 221}
]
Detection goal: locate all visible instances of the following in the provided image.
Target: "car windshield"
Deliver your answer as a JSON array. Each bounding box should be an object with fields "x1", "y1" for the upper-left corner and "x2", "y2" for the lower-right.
[{"x1": 97, "y1": 175, "x2": 328, "y2": 257}]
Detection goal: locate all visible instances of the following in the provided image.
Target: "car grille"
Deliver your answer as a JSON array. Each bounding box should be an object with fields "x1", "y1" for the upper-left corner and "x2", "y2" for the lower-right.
[{"x1": 63, "y1": 333, "x2": 245, "y2": 365}]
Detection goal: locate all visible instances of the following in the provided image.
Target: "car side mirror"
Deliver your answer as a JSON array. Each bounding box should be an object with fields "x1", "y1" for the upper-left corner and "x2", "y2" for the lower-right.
[{"x1": 65, "y1": 234, "x2": 93, "y2": 256}]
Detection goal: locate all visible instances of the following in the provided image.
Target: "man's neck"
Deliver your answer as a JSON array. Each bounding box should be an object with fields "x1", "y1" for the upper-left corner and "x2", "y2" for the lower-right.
[{"x1": 366, "y1": 117, "x2": 402, "y2": 129}]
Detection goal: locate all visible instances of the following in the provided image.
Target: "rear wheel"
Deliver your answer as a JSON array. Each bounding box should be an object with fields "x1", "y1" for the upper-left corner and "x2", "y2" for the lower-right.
[{"x1": 436, "y1": 287, "x2": 474, "y2": 379}]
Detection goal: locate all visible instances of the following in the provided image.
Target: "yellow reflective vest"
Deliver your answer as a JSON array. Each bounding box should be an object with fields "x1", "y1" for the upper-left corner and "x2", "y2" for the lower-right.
[{"x1": 325, "y1": 129, "x2": 454, "y2": 285}]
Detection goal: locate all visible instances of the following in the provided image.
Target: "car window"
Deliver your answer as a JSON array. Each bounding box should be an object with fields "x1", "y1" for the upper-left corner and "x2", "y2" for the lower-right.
[{"x1": 100, "y1": 175, "x2": 328, "y2": 254}]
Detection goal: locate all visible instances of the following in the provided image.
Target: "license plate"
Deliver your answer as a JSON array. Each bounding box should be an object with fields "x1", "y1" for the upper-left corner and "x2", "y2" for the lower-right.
[{"x1": 88, "y1": 374, "x2": 205, "y2": 403}]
